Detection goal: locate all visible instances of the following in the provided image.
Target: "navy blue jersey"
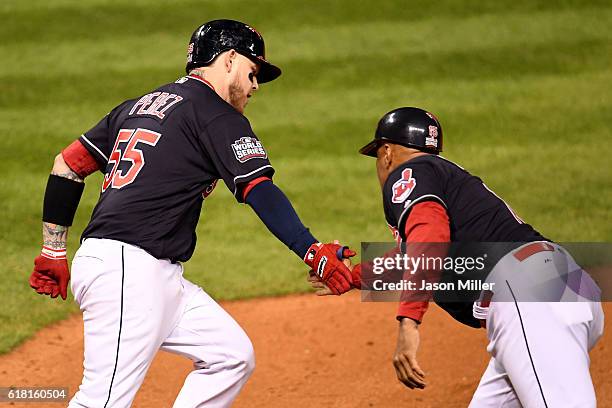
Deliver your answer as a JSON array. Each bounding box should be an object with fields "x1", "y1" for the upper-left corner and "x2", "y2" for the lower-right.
[
  {"x1": 383, "y1": 155, "x2": 547, "y2": 327},
  {"x1": 79, "y1": 75, "x2": 274, "y2": 261},
  {"x1": 383, "y1": 155, "x2": 545, "y2": 243}
]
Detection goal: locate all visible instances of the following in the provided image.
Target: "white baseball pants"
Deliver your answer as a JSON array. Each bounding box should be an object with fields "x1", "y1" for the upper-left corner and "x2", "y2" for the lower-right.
[
  {"x1": 469, "y1": 242, "x2": 604, "y2": 408},
  {"x1": 68, "y1": 238, "x2": 254, "y2": 408}
]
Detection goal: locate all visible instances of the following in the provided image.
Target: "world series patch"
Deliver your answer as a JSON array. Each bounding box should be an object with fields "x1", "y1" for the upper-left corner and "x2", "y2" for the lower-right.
[{"x1": 231, "y1": 136, "x2": 267, "y2": 162}]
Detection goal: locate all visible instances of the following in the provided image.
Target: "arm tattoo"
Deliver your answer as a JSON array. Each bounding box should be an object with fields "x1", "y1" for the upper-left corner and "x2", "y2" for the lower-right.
[
  {"x1": 51, "y1": 169, "x2": 84, "y2": 183},
  {"x1": 40, "y1": 155, "x2": 78, "y2": 250},
  {"x1": 43, "y1": 223, "x2": 69, "y2": 250}
]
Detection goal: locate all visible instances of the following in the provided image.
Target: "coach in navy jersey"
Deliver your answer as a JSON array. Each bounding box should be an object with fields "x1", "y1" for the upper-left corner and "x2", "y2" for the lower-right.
[
  {"x1": 311, "y1": 107, "x2": 603, "y2": 407},
  {"x1": 29, "y1": 19, "x2": 354, "y2": 407}
]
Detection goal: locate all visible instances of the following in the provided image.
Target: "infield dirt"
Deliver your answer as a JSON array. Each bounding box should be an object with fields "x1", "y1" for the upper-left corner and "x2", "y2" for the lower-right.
[{"x1": 0, "y1": 292, "x2": 609, "y2": 407}]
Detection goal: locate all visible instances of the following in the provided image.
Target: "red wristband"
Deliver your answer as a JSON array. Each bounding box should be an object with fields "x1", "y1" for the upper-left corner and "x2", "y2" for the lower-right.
[{"x1": 41, "y1": 246, "x2": 67, "y2": 260}]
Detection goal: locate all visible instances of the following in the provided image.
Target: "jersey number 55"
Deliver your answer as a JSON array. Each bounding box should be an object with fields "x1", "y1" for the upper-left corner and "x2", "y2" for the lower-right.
[{"x1": 102, "y1": 128, "x2": 162, "y2": 192}]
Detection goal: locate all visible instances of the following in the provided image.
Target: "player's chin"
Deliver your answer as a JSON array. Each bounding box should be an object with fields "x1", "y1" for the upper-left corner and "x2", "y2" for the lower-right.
[
  {"x1": 240, "y1": 99, "x2": 249, "y2": 113},
  {"x1": 231, "y1": 103, "x2": 244, "y2": 114},
  {"x1": 232, "y1": 98, "x2": 249, "y2": 114}
]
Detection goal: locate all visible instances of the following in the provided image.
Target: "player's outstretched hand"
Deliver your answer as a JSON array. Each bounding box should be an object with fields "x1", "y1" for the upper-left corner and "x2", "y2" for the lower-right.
[
  {"x1": 304, "y1": 242, "x2": 356, "y2": 295},
  {"x1": 393, "y1": 318, "x2": 426, "y2": 389},
  {"x1": 29, "y1": 250, "x2": 70, "y2": 300},
  {"x1": 308, "y1": 257, "x2": 359, "y2": 296}
]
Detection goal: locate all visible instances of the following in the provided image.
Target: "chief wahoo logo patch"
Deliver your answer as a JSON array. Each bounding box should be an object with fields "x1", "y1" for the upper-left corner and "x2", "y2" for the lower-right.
[{"x1": 391, "y1": 168, "x2": 416, "y2": 204}]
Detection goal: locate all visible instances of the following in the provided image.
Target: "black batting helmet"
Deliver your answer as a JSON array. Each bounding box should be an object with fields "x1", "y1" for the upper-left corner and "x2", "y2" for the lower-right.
[
  {"x1": 186, "y1": 19, "x2": 281, "y2": 83},
  {"x1": 359, "y1": 107, "x2": 443, "y2": 157}
]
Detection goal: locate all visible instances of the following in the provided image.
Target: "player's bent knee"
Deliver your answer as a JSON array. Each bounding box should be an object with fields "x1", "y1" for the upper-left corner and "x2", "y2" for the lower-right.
[
  {"x1": 223, "y1": 330, "x2": 255, "y2": 378},
  {"x1": 235, "y1": 335, "x2": 256, "y2": 377}
]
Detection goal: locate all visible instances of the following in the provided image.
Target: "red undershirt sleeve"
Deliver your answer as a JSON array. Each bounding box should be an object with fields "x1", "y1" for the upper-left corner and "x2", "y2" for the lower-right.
[
  {"x1": 62, "y1": 140, "x2": 100, "y2": 178},
  {"x1": 396, "y1": 201, "x2": 451, "y2": 323}
]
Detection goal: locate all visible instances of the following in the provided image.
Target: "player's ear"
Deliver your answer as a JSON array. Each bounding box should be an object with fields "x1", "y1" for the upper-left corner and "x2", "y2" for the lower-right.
[
  {"x1": 376, "y1": 144, "x2": 393, "y2": 187},
  {"x1": 382, "y1": 143, "x2": 394, "y2": 169},
  {"x1": 225, "y1": 50, "x2": 237, "y2": 72}
]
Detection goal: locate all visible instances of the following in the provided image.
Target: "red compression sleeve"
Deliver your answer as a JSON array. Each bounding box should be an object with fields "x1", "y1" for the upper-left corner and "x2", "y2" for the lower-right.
[
  {"x1": 241, "y1": 176, "x2": 271, "y2": 201},
  {"x1": 62, "y1": 140, "x2": 100, "y2": 178},
  {"x1": 397, "y1": 201, "x2": 451, "y2": 323}
]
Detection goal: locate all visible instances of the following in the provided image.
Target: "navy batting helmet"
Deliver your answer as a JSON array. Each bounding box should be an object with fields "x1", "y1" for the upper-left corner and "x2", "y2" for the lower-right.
[
  {"x1": 186, "y1": 19, "x2": 281, "y2": 83},
  {"x1": 359, "y1": 107, "x2": 443, "y2": 156}
]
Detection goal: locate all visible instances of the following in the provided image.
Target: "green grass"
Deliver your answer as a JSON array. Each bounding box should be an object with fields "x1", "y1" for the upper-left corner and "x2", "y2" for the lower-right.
[{"x1": 0, "y1": 0, "x2": 611, "y2": 353}]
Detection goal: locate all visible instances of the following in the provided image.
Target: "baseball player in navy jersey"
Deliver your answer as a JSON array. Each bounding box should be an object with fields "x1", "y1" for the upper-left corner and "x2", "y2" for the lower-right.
[
  {"x1": 311, "y1": 107, "x2": 604, "y2": 407},
  {"x1": 29, "y1": 19, "x2": 355, "y2": 408}
]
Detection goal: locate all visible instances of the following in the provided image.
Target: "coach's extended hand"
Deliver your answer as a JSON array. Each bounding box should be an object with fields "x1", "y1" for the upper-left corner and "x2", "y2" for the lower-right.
[{"x1": 394, "y1": 318, "x2": 426, "y2": 389}]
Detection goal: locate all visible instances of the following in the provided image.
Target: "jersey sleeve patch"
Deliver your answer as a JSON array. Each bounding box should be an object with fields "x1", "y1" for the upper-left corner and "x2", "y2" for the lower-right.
[
  {"x1": 199, "y1": 112, "x2": 274, "y2": 202},
  {"x1": 383, "y1": 159, "x2": 447, "y2": 235},
  {"x1": 231, "y1": 136, "x2": 268, "y2": 162},
  {"x1": 391, "y1": 168, "x2": 417, "y2": 204}
]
